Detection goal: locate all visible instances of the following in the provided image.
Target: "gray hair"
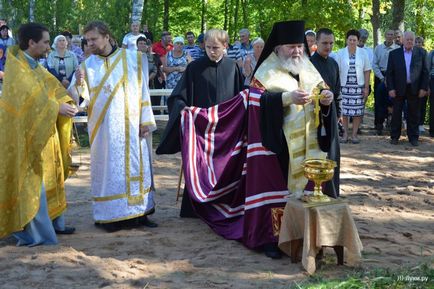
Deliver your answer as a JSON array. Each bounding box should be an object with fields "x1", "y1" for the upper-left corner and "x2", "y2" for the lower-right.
[
  {"x1": 239, "y1": 28, "x2": 250, "y2": 36},
  {"x1": 403, "y1": 31, "x2": 415, "y2": 39},
  {"x1": 359, "y1": 28, "x2": 369, "y2": 39},
  {"x1": 251, "y1": 37, "x2": 264, "y2": 47}
]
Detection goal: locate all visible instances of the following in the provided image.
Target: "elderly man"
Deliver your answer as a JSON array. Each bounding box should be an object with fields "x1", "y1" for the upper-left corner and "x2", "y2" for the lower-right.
[
  {"x1": 249, "y1": 20, "x2": 339, "y2": 258},
  {"x1": 238, "y1": 28, "x2": 253, "y2": 61},
  {"x1": 387, "y1": 31, "x2": 429, "y2": 146},
  {"x1": 252, "y1": 20, "x2": 339, "y2": 199},
  {"x1": 372, "y1": 29, "x2": 400, "y2": 134},
  {"x1": 358, "y1": 29, "x2": 374, "y2": 65}
]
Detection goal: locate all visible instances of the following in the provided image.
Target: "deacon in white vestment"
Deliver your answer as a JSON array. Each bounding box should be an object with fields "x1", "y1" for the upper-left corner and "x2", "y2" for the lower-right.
[{"x1": 69, "y1": 21, "x2": 157, "y2": 232}]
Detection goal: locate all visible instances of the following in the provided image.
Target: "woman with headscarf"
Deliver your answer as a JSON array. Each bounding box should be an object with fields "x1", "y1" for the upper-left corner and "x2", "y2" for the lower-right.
[
  {"x1": 163, "y1": 36, "x2": 192, "y2": 89},
  {"x1": 47, "y1": 35, "x2": 79, "y2": 88}
]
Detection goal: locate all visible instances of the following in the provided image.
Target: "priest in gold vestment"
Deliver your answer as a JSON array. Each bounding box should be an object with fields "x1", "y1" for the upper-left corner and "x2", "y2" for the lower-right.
[
  {"x1": 252, "y1": 20, "x2": 340, "y2": 200},
  {"x1": 250, "y1": 21, "x2": 340, "y2": 258},
  {"x1": 0, "y1": 23, "x2": 76, "y2": 246}
]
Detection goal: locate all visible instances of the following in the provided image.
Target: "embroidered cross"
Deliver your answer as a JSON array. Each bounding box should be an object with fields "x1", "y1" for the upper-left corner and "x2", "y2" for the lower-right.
[{"x1": 103, "y1": 84, "x2": 112, "y2": 94}]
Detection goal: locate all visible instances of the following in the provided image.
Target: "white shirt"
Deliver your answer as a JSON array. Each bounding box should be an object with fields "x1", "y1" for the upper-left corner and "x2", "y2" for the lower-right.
[{"x1": 122, "y1": 33, "x2": 146, "y2": 50}]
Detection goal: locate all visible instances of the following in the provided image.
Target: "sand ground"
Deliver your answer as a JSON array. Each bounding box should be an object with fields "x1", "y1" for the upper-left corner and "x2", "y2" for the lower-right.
[{"x1": 1, "y1": 114, "x2": 433, "y2": 289}]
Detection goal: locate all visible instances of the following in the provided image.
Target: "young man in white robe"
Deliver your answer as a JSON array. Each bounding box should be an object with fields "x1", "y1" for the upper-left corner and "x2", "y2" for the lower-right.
[{"x1": 69, "y1": 21, "x2": 157, "y2": 232}]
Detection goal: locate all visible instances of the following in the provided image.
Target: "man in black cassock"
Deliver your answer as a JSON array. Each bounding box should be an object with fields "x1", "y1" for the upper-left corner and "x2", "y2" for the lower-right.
[
  {"x1": 252, "y1": 21, "x2": 340, "y2": 200},
  {"x1": 156, "y1": 29, "x2": 244, "y2": 217},
  {"x1": 309, "y1": 28, "x2": 341, "y2": 196}
]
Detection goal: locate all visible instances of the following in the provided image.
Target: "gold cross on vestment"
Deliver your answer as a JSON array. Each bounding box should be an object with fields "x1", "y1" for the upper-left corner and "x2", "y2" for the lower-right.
[{"x1": 103, "y1": 84, "x2": 112, "y2": 94}]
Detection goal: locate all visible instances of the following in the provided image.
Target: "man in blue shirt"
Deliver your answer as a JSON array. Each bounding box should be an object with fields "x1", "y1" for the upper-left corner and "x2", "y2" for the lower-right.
[{"x1": 184, "y1": 31, "x2": 202, "y2": 60}]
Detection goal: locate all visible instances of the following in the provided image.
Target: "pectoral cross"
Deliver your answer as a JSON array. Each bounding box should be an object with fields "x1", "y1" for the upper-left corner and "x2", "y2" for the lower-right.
[
  {"x1": 311, "y1": 86, "x2": 322, "y2": 128},
  {"x1": 310, "y1": 82, "x2": 329, "y2": 128}
]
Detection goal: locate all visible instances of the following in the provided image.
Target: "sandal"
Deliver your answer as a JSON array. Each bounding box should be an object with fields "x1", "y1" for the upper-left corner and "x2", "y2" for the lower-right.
[
  {"x1": 351, "y1": 138, "x2": 360, "y2": 144},
  {"x1": 340, "y1": 138, "x2": 348, "y2": 144}
]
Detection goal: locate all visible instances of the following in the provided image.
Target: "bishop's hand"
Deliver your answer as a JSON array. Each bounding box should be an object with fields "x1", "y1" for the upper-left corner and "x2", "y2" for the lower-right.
[
  {"x1": 319, "y1": 90, "x2": 333, "y2": 106},
  {"x1": 282, "y1": 89, "x2": 310, "y2": 106}
]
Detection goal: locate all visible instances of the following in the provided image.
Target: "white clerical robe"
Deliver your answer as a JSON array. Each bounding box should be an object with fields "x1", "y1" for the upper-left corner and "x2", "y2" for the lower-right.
[{"x1": 69, "y1": 48, "x2": 156, "y2": 223}]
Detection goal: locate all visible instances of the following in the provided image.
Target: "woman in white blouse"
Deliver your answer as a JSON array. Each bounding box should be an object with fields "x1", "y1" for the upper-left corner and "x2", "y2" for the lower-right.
[{"x1": 334, "y1": 29, "x2": 371, "y2": 144}]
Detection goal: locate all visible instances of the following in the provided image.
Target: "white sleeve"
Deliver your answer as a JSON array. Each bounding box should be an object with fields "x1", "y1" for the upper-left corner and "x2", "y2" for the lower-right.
[
  {"x1": 122, "y1": 35, "x2": 129, "y2": 46},
  {"x1": 139, "y1": 52, "x2": 156, "y2": 132}
]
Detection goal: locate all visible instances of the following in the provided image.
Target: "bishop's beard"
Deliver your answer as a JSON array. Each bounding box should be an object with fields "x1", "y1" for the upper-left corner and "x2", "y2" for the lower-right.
[{"x1": 278, "y1": 54, "x2": 310, "y2": 76}]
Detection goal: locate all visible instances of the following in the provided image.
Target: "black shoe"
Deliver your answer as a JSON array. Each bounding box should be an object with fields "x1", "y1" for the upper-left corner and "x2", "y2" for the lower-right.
[
  {"x1": 95, "y1": 222, "x2": 122, "y2": 233},
  {"x1": 375, "y1": 124, "x2": 383, "y2": 136},
  {"x1": 263, "y1": 243, "x2": 282, "y2": 259},
  {"x1": 410, "y1": 139, "x2": 419, "y2": 147},
  {"x1": 138, "y1": 216, "x2": 158, "y2": 228},
  {"x1": 55, "y1": 226, "x2": 76, "y2": 235},
  {"x1": 390, "y1": 139, "x2": 398, "y2": 145}
]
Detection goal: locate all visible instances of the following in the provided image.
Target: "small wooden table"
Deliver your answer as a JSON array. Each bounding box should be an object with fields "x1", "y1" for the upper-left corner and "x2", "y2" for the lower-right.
[{"x1": 278, "y1": 199, "x2": 363, "y2": 274}]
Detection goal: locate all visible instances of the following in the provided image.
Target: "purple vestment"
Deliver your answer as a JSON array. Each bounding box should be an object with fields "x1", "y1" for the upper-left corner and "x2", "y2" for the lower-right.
[{"x1": 180, "y1": 88, "x2": 288, "y2": 249}]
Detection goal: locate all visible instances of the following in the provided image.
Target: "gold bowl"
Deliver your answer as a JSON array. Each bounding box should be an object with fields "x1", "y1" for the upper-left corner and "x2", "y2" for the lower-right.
[{"x1": 302, "y1": 159, "x2": 336, "y2": 203}]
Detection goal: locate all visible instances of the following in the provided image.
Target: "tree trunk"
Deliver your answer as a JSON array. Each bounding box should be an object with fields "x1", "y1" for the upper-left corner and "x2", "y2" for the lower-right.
[
  {"x1": 131, "y1": 0, "x2": 145, "y2": 24},
  {"x1": 391, "y1": 0, "x2": 405, "y2": 31},
  {"x1": 224, "y1": 0, "x2": 229, "y2": 31},
  {"x1": 233, "y1": 0, "x2": 239, "y2": 41},
  {"x1": 370, "y1": 0, "x2": 381, "y2": 47},
  {"x1": 29, "y1": 0, "x2": 35, "y2": 22},
  {"x1": 163, "y1": 0, "x2": 169, "y2": 31},
  {"x1": 53, "y1": 0, "x2": 57, "y2": 32},
  {"x1": 201, "y1": 0, "x2": 207, "y2": 33},
  {"x1": 228, "y1": 0, "x2": 234, "y2": 41},
  {"x1": 241, "y1": 0, "x2": 248, "y2": 28},
  {"x1": 414, "y1": 0, "x2": 425, "y2": 37}
]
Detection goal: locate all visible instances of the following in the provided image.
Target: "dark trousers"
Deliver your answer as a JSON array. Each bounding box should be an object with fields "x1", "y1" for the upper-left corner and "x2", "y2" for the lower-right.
[
  {"x1": 420, "y1": 96, "x2": 427, "y2": 125},
  {"x1": 429, "y1": 78, "x2": 434, "y2": 136},
  {"x1": 374, "y1": 76, "x2": 391, "y2": 128},
  {"x1": 390, "y1": 84, "x2": 421, "y2": 141}
]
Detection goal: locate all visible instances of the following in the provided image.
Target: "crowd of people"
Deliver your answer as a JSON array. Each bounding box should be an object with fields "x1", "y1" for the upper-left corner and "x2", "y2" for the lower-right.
[{"x1": 0, "y1": 17, "x2": 431, "y2": 262}]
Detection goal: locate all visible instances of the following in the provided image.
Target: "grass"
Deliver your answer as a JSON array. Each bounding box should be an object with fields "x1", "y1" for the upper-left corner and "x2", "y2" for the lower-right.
[{"x1": 289, "y1": 260, "x2": 434, "y2": 289}]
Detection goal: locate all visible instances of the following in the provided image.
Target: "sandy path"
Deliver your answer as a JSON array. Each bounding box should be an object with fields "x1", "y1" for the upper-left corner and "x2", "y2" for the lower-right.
[{"x1": 1, "y1": 114, "x2": 433, "y2": 288}]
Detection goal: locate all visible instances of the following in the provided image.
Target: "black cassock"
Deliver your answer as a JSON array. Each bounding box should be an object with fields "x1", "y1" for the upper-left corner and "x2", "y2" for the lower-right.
[
  {"x1": 259, "y1": 58, "x2": 341, "y2": 198},
  {"x1": 156, "y1": 55, "x2": 244, "y2": 216}
]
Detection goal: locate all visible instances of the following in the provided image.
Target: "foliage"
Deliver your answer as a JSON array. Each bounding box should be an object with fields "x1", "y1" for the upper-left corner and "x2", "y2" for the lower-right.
[
  {"x1": 1, "y1": 0, "x2": 434, "y2": 49},
  {"x1": 289, "y1": 260, "x2": 434, "y2": 289}
]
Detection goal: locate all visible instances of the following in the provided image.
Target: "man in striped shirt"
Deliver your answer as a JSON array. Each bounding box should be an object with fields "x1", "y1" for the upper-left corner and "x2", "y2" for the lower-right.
[{"x1": 183, "y1": 31, "x2": 202, "y2": 61}]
